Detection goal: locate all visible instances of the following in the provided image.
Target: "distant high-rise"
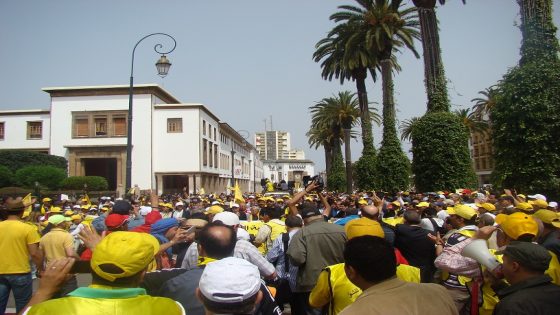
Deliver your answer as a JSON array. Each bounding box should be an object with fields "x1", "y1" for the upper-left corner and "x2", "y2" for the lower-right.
[{"x1": 254, "y1": 130, "x2": 304, "y2": 160}]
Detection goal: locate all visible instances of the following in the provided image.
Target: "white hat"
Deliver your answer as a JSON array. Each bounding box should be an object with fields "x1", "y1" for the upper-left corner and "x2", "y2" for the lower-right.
[
  {"x1": 438, "y1": 194, "x2": 445, "y2": 199},
  {"x1": 139, "y1": 206, "x2": 152, "y2": 216},
  {"x1": 528, "y1": 194, "x2": 547, "y2": 201},
  {"x1": 231, "y1": 203, "x2": 240, "y2": 208},
  {"x1": 548, "y1": 201, "x2": 558, "y2": 209},
  {"x1": 73, "y1": 205, "x2": 81, "y2": 209},
  {"x1": 199, "y1": 257, "x2": 261, "y2": 303},
  {"x1": 175, "y1": 201, "x2": 184, "y2": 207},
  {"x1": 212, "y1": 212, "x2": 240, "y2": 226},
  {"x1": 211, "y1": 201, "x2": 221, "y2": 205}
]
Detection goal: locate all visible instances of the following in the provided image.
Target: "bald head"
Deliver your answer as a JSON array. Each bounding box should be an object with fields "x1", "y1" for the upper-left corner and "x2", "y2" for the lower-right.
[
  {"x1": 361, "y1": 205, "x2": 380, "y2": 219},
  {"x1": 198, "y1": 222, "x2": 236, "y2": 259}
]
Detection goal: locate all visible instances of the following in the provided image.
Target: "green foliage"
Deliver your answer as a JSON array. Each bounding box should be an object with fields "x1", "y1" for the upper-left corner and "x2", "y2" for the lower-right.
[
  {"x1": 376, "y1": 139, "x2": 410, "y2": 192},
  {"x1": 0, "y1": 165, "x2": 13, "y2": 188},
  {"x1": 0, "y1": 150, "x2": 67, "y2": 173},
  {"x1": 327, "y1": 150, "x2": 347, "y2": 192},
  {"x1": 411, "y1": 112, "x2": 477, "y2": 191},
  {"x1": 14, "y1": 165, "x2": 67, "y2": 190},
  {"x1": 60, "y1": 176, "x2": 109, "y2": 191},
  {"x1": 354, "y1": 147, "x2": 378, "y2": 190},
  {"x1": 491, "y1": 60, "x2": 560, "y2": 197}
]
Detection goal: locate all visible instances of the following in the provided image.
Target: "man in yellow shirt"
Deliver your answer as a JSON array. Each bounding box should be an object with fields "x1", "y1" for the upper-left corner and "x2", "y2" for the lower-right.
[
  {"x1": 0, "y1": 200, "x2": 43, "y2": 314},
  {"x1": 40, "y1": 214, "x2": 80, "y2": 297}
]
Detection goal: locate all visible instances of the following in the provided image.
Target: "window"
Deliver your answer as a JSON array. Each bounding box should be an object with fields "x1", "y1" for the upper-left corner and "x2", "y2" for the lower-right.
[
  {"x1": 203, "y1": 139, "x2": 208, "y2": 166},
  {"x1": 167, "y1": 118, "x2": 183, "y2": 133},
  {"x1": 94, "y1": 116, "x2": 107, "y2": 136},
  {"x1": 209, "y1": 144, "x2": 213, "y2": 167},
  {"x1": 208, "y1": 125, "x2": 212, "y2": 139},
  {"x1": 27, "y1": 121, "x2": 42, "y2": 139},
  {"x1": 214, "y1": 127, "x2": 217, "y2": 141},
  {"x1": 72, "y1": 111, "x2": 128, "y2": 138},
  {"x1": 214, "y1": 144, "x2": 218, "y2": 169},
  {"x1": 0, "y1": 122, "x2": 4, "y2": 140},
  {"x1": 113, "y1": 117, "x2": 126, "y2": 136},
  {"x1": 203, "y1": 120, "x2": 206, "y2": 136}
]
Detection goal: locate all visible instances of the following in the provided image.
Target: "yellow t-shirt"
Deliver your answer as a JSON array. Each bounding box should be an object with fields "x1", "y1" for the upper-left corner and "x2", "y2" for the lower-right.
[
  {"x1": 0, "y1": 220, "x2": 41, "y2": 273},
  {"x1": 241, "y1": 221, "x2": 266, "y2": 254},
  {"x1": 39, "y1": 228, "x2": 74, "y2": 264}
]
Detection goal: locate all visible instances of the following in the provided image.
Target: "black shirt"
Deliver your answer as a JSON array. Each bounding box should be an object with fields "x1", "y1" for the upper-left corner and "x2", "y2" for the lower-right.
[{"x1": 394, "y1": 224, "x2": 436, "y2": 268}]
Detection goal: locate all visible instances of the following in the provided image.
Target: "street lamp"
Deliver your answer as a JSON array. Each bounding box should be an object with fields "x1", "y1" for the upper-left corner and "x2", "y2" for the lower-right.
[{"x1": 126, "y1": 33, "x2": 177, "y2": 193}]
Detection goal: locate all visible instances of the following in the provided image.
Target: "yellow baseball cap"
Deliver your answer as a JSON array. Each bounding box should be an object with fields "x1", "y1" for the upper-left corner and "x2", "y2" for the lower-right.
[
  {"x1": 533, "y1": 209, "x2": 560, "y2": 224},
  {"x1": 476, "y1": 203, "x2": 496, "y2": 212},
  {"x1": 495, "y1": 212, "x2": 538, "y2": 240},
  {"x1": 447, "y1": 204, "x2": 477, "y2": 220},
  {"x1": 515, "y1": 202, "x2": 534, "y2": 212},
  {"x1": 205, "y1": 205, "x2": 224, "y2": 215},
  {"x1": 417, "y1": 202, "x2": 430, "y2": 208},
  {"x1": 71, "y1": 214, "x2": 82, "y2": 221},
  {"x1": 529, "y1": 199, "x2": 548, "y2": 209},
  {"x1": 345, "y1": 217, "x2": 385, "y2": 239},
  {"x1": 91, "y1": 231, "x2": 160, "y2": 282},
  {"x1": 42, "y1": 197, "x2": 52, "y2": 202},
  {"x1": 49, "y1": 207, "x2": 62, "y2": 213},
  {"x1": 64, "y1": 210, "x2": 74, "y2": 216},
  {"x1": 358, "y1": 199, "x2": 368, "y2": 205}
]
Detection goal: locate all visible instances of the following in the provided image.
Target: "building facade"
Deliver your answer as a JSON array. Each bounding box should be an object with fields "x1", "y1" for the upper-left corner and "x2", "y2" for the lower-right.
[
  {"x1": 469, "y1": 130, "x2": 494, "y2": 186},
  {"x1": 262, "y1": 159, "x2": 315, "y2": 188},
  {"x1": 0, "y1": 84, "x2": 263, "y2": 196}
]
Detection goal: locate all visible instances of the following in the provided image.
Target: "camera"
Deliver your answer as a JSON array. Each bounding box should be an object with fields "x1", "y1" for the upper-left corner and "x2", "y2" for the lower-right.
[{"x1": 303, "y1": 175, "x2": 324, "y2": 192}]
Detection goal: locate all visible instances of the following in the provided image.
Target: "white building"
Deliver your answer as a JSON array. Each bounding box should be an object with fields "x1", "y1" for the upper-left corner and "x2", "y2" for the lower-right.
[
  {"x1": 254, "y1": 130, "x2": 305, "y2": 161},
  {"x1": 262, "y1": 159, "x2": 315, "y2": 187},
  {"x1": 0, "y1": 84, "x2": 263, "y2": 196}
]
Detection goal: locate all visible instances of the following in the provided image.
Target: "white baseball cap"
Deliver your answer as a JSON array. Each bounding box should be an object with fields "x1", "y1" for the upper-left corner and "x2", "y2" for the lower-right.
[
  {"x1": 548, "y1": 201, "x2": 558, "y2": 209},
  {"x1": 175, "y1": 201, "x2": 184, "y2": 207},
  {"x1": 139, "y1": 206, "x2": 152, "y2": 216},
  {"x1": 528, "y1": 194, "x2": 547, "y2": 201},
  {"x1": 212, "y1": 211, "x2": 240, "y2": 226},
  {"x1": 199, "y1": 257, "x2": 261, "y2": 303}
]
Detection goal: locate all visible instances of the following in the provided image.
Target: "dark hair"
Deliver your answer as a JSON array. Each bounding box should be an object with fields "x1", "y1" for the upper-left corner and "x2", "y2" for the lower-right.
[
  {"x1": 188, "y1": 212, "x2": 208, "y2": 221},
  {"x1": 198, "y1": 222, "x2": 236, "y2": 259},
  {"x1": 92, "y1": 268, "x2": 145, "y2": 287},
  {"x1": 199, "y1": 291, "x2": 258, "y2": 314},
  {"x1": 516, "y1": 234, "x2": 535, "y2": 242},
  {"x1": 500, "y1": 196, "x2": 515, "y2": 203},
  {"x1": 464, "y1": 215, "x2": 478, "y2": 226},
  {"x1": 403, "y1": 210, "x2": 421, "y2": 225},
  {"x1": 285, "y1": 215, "x2": 303, "y2": 228},
  {"x1": 344, "y1": 236, "x2": 396, "y2": 283}
]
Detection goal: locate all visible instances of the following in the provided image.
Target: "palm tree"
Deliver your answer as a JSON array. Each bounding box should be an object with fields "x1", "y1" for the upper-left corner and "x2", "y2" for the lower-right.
[
  {"x1": 399, "y1": 116, "x2": 420, "y2": 141},
  {"x1": 309, "y1": 91, "x2": 362, "y2": 192},
  {"x1": 411, "y1": 0, "x2": 465, "y2": 111},
  {"x1": 453, "y1": 108, "x2": 490, "y2": 136},
  {"x1": 313, "y1": 22, "x2": 378, "y2": 155},
  {"x1": 471, "y1": 86, "x2": 498, "y2": 120},
  {"x1": 331, "y1": 0, "x2": 420, "y2": 191}
]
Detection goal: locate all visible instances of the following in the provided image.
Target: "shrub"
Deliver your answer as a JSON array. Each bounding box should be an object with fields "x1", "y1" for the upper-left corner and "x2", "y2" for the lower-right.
[
  {"x1": 327, "y1": 150, "x2": 347, "y2": 192},
  {"x1": 376, "y1": 138, "x2": 410, "y2": 192},
  {"x1": 354, "y1": 147, "x2": 378, "y2": 190},
  {"x1": 411, "y1": 111, "x2": 477, "y2": 192},
  {"x1": 60, "y1": 176, "x2": 109, "y2": 191},
  {"x1": 0, "y1": 165, "x2": 13, "y2": 188},
  {"x1": 14, "y1": 166, "x2": 67, "y2": 190},
  {"x1": 0, "y1": 150, "x2": 67, "y2": 172}
]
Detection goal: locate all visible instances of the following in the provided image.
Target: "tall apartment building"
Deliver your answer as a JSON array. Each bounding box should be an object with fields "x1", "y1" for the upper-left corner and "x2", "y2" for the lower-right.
[{"x1": 255, "y1": 131, "x2": 289, "y2": 160}]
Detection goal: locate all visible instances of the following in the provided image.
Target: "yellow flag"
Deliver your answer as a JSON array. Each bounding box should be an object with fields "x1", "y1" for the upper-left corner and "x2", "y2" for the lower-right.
[
  {"x1": 23, "y1": 193, "x2": 32, "y2": 217},
  {"x1": 82, "y1": 194, "x2": 91, "y2": 206},
  {"x1": 234, "y1": 181, "x2": 244, "y2": 204},
  {"x1": 199, "y1": 187, "x2": 205, "y2": 195}
]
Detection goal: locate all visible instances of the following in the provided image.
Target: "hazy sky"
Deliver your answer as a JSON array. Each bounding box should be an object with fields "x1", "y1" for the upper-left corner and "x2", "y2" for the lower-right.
[{"x1": 1, "y1": 1, "x2": 559, "y2": 171}]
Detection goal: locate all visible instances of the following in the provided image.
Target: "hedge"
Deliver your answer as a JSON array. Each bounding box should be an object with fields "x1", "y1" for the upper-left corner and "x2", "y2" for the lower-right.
[
  {"x1": 0, "y1": 150, "x2": 67, "y2": 172},
  {"x1": 14, "y1": 165, "x2": 67, "y2": 190},
  {"x1": 60, "y1": 176, "x2": 109, "y2": 191},
  {"x1": 0, "y1": 165, "x2": 13, "y2": 188}
]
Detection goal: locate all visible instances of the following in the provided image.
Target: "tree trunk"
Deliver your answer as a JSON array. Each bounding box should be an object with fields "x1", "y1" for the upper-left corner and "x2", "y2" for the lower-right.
[
  {"x1": 380, "y1": 59, "x2": 397, "y2": 142},
  {"x1": 518, "y1": 0, "x2": 558, "y2": 64},
  {"x1": 354, "y1": 67, "x2": 376, "y2": 155},
  {"x1": 324, "y1": 144, "x2": 332, "y2": 175},
  {"x1": 417, "y1": 6, "x2": 450, "y2": 112},
  {"x1": 343, "y1": 128, "x2": 352, "y2": 193}
]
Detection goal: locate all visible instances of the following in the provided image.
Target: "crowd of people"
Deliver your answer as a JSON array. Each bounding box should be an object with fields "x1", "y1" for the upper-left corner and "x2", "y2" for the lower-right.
[{"x1": 1, "y1": 181, "x2": 559, "y2": 315}]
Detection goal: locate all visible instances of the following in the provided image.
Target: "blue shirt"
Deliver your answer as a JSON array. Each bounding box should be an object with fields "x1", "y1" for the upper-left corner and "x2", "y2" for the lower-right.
[{"x1": 266, "y1": 229, "x2": 299, "y2": 291}]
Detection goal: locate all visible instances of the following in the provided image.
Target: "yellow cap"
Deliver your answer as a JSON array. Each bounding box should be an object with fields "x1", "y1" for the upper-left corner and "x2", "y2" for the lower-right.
[
  {"x1": 358, "y1": 199, "x2": 368, "y2": 205},
  {"x1": 476, "y1": 203, "x2": 496, "y2": 212},
  {"x1": 447, "y1": 204, "x2": 477, "y2": 220},
  {"x1": 528, "y1": 199, "x2": 548, "y2": 209},
  {"x1": 49, "y1": 207, "x2": 62, "y2": 213},
  {"x1": 64, "y1": 210, "x2": 74, "y2": 216},
  {"x1": 533, "y1": 209, "x2": 560, "y2": 224},
  {"x1": 417, "y1": 202, "x2": 430, "y2": 208},
  {"x1": 517, "y1": 194, "x2": 527, "y2": 200},
  {"x1": 91, "y1": 232, "x2": 159, "y2": 282},
  {"x1": 71, "y1": 214, "x2": 82, "y2": 221},
  {"x1": 516, "y1": 202, "x2": 534, "y2": 212},
  {"x1": 345, "y1": 217, "x2": 385, "y2": 239},
  {"x1": 42, "y1": 197, "x2": 52, "y2": 202},
  {"x1": 81, "y1": 204, "x2": 91, "y2": 210},
  {"x1": 495, "y1": 212, "x2": 538, "y2": 239},
  {"x1": 205, "y1": 205, "x2": 224, "y2": 215}
]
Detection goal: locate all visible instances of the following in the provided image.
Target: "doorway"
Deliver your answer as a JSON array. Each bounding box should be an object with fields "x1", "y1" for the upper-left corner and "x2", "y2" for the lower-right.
[{"x1": 83, "y1": 158, "x2": 117, "y2": 190}]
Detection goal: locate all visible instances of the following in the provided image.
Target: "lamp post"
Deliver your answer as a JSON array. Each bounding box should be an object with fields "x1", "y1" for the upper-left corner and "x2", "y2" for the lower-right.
[
  {"x1": 249, "y1": 159, "x2": 254, "y2": 193},
  {"x1": 231, "y1": 148, "x2": 235, "y2": 188},
  {"x1": 126, "y1": 33, "x2": 177, "y2": 193}
]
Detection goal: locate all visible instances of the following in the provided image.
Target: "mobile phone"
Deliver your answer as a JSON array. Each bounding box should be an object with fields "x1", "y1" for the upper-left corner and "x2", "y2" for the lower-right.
[
  {"x1": 181, "y1": 225, "x2": 197, "y2": 235},
  {"x1": 70, "y1": 260, "x2": 92, "y2": 274}
]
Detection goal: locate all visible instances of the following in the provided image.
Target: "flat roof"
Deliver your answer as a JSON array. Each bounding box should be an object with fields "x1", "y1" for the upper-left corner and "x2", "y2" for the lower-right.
[
  {"x1": 0, "y1": 109, "x2": 50, "y2": 115},
  {"x1": 42, "y1": 84, "x2": 181, "y2": 104},
  {"x1": 155, "y1": 103, "x2": 221, "y2": 123}
]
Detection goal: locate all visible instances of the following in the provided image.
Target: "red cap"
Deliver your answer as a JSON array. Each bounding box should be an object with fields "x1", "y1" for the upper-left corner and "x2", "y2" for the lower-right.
[
  {"x1": 105, "y1": 214, "x2": 129, "y2": 229},
  {"x1": 145, "y1": 211, "x2": 162, "y2": 225}
]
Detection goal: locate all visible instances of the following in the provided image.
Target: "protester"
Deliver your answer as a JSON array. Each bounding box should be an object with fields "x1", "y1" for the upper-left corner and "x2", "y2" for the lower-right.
[
  {"x1": 39, "y1": 214, "x2": 80, "y2": 297},
  {"x1": 265, "y1": 215, "x2": 303, "y2": 312},
  {"x1": 339, "y1": 235, "x2": 457, "y2": 315},
  {"x1": 254, "y1": 207, "x2": 286, "y2": 254},
  {"x1": 287, "y1": 187, "x2": 347, "y2": 315},
  {"x1": 196, "y1": 257, "x2": 281, "y2": 315},
  {"x1": 491, "y1": 242, "x2": 560, "y2": 315},
  {"x1": 533, "y1": 209, "x2": 560, "y2": 257},
  {"x1": 0, "y1": 200, "x2": 43, "y2": 314},
  {"x1": 21, "y1": 232, "x2": 185, "y2": 314},
  {"x1": 150, "y1": 218, "x2": 185, "y2": 268}
]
